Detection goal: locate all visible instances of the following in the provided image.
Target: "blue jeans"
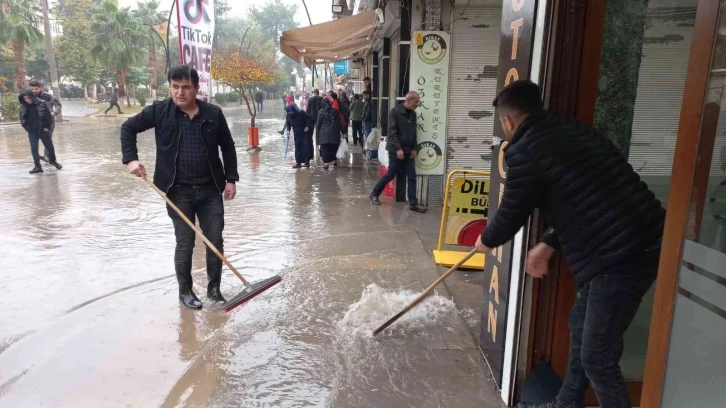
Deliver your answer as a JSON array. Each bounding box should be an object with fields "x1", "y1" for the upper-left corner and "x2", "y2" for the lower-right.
[
  {"x1": 556, "y1": 250, "x2": 658, "y2": 408},
  {"x1": 28, "y1": 131, "x2": 56, "y2": 166},
  {"x1": 167, "y1": 182, "x2": 225, "y2": 294},
  {"x1": 371, "y1": 151, "x2": 417, "y2": 205}
]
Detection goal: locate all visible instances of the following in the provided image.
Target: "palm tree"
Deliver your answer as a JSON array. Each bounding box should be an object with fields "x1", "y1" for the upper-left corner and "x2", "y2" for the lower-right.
[
  {"x1": 134, "y1": 0, "x2": 164, "y2": 100},
  {"x1": 0, "y1": 0, "x2": 44, "y2": 91},
  {"x1": 90, "y1": 0, "x2": 145, "y2": 103}
]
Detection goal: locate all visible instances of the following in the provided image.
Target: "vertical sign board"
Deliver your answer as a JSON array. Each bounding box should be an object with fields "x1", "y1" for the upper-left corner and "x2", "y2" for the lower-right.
[
  {"x1": 410, "y1": 31, "x2": 451, "y2": 175},
  {"x1": 480, "y1": 0, "x2": 538, "y2": 388},
  {"x1": 333, "y1": 60, "x2": 349, "y2": 75},
  {"x1": 176, "y1": 0, "x2": 215, "y2": 100}
]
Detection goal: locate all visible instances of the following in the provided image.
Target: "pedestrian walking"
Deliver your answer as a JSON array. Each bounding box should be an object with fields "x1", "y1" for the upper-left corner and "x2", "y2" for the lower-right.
[
  {"x1": 278, "y1": 95, "x2": 296, "y2": 135},
  {"x1": 19, "y1": 89, "x2": 62, "y2": 174},
  {"x1": 362, "y1": 90, "x2": 373, "y2": 144},
  {"x1": 105, "y1": 88, "x2": 124, "y2": 115},
  {"x1": 120, "y1": 65, "x2": 239, "y2": 310},
  {"x1": 306, "y1": 89, "x2": 323, "y2": 121},
  {"x1": 255, "y1": 90, "x2": 264, "y2": 113},
  {"x1": 285, "y1": 102, "x2": 314, "y2": 168},
  {"x1": 29, "y1": 80, "x2": 62, "y2": 163},
  {"x1": 349, "y1": 94, "x2": 364, "y2": 146},
  {"x1": 338, "y1": 91, "x2": 351, "y2": 143},
  {"x1": 369, "y1": 91, "x2": 426, "y2": 213},
  {"x1": 316, "y1": 98, "x2": 342, "y2": 170},
  {"x1": 473, "y1": 80, "x2": 665, "y2": 408}
]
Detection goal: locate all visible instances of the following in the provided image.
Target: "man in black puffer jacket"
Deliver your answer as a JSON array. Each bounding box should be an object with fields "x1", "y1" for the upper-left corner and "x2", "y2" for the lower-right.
[
  {"x1": 475, "y1": 80, "x2": 664, "y2": 408},
  {"x1": 19, "y1": 89, "x2": 62, "y2": 174}
]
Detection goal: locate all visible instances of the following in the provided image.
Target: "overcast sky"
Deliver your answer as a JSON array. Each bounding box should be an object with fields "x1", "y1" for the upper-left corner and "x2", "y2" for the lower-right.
[{"x1": 118, "y1": 0, "x2": 335, "y2": 26}]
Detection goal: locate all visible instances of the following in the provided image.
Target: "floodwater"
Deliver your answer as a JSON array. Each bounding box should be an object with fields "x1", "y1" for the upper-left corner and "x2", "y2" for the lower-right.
[{"x1": 0, "y1": 108, "x2": 501, "y2": 407}]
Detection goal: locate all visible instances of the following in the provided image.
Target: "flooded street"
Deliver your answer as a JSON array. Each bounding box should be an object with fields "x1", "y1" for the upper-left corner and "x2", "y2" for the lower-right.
[{"x1": 0, "y1": 109, "x2": 500, "y2": 407}]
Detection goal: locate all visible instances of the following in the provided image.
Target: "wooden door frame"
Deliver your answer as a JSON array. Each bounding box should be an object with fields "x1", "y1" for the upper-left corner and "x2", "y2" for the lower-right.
[{"x1": 641, "y1": 1, "x2": 721, "y2": 407}]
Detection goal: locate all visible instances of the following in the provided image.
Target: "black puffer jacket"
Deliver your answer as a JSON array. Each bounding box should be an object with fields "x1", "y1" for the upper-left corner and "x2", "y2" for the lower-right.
[
  {"x1": 120, "y1": 98, "x2": 238, "y2": 193},
  {"x1": 481, "y1": 111, "x2": 665, "y2": 285},
  {"x1": 306, "y1": 95, "x2": 323, "y2": 119},
  {"x1": 19, "y1": 89, "x2": 50, "y2": 133}
]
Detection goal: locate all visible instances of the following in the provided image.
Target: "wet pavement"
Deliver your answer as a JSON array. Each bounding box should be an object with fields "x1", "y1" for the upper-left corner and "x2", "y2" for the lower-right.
[{"x1": 0, "y1": 109, "x2": 502, "y2": 407}]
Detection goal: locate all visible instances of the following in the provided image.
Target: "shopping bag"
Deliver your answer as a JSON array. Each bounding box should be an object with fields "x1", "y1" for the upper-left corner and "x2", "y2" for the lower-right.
[
  {"x1": 364, "y1": 127, "x2": 380, "y2": 151},
  {"x1": 336, "y1": 140, "x2": 350, "y2": 159}
]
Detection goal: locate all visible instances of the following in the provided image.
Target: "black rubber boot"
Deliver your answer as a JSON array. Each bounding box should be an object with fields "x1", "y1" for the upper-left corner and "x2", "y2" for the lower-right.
[
  {"x1": 29, "y1": 166, "x2": 43, "y2": 174},
  {"x1": 369, "y1": 194, "x2": 381, "y2": 205},
  {"x1": 179, "y1": 287, "x2": 203, "y2": 309},
  {"x1": 207, "y1": 287, "x2": 226, "y2": 304},
  {"x1": 49, "y1": 161, "x2": 63, "y2": 170}
]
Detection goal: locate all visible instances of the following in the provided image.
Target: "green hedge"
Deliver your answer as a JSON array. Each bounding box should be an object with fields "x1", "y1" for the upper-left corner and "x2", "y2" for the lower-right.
[
  {"x1": 214, "y1": 92, "x2": 240, "y2": 105},
  {"x1": 0, "y1": 94, "x2": 20, "y2": 122}
]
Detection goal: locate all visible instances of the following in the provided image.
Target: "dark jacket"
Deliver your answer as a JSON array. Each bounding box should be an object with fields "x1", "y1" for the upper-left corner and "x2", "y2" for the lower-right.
[
  {"x1": 339, "y1": 96, "x2": 350, "y2": 120},
  {"x1": 363, "y1": 99, "x2": 372, "y2": 124},
  {"x1": 36, "y1": 91, "x2": 62, "y2": 122},
  {"x1": 315, "y1": 108, "x2": 342, "y2": 145},
  {"x1": 480, "y1": 111, "x2": 665, "y2": 285},
  {"x1": 255, "y1": 91, "x2": 263, "y2": 103},
  {"x1": 349, "y1": 99, "x2": 364, "y2": 121},
  {"x1": 120, "y1": 98, "x2": 239, "y2": 193},
  {"x1": 386, "y1": 104, "x2": 417, "y2": 154},
  {"x1": 19, "y1": 90, "x2": 50, "y2": 133},
  {"x1": 110, "y1": 92, "x2": 119, "y2": 104},
  {"x1": 306, "y1": 95, "x2": 323, "y2": 119},
  {"x1": 285, "y1": 105, "x2": 312, "y2": 132}
]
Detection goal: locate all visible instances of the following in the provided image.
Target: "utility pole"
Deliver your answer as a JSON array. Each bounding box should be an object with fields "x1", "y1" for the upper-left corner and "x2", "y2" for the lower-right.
[{"x1": 40, "y1": 0, "x2": 62, "y2": 121}]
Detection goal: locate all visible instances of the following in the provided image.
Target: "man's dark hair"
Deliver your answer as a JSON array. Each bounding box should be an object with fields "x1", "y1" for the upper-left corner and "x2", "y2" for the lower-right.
[
  {"x1": 363, "y1": 77, "x2": 371, "y2": 81},
  {"x1": 362, "y1": 90, "x2": 371, "y2": 96},
  {"x1": 492, "y1": 80, "x2": 543, "y2": 115},
  {"x1": 29, "y1": 80, "x2": 43, "y2": 88},
  {"x1": 329, "y1": 90, "x2": 337, "y2": 99},
  {"x1": 353, "y1": 93, "x2": 360, "y2": 100},
  {"x1": 168, "y1": 65, "x2": 199, "y2": 87},
  {"x1": 313, "y1": 89, "x2": 319, "y2": 95}
]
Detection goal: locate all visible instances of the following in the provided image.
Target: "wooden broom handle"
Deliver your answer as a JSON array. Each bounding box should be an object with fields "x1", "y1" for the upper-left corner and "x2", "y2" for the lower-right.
[
  {"x1": 404, "y1": 248, "x2": 478, "y2": 313},
  {"x1": 143, "y1": 176, "x2": 249, "y2": 285}
]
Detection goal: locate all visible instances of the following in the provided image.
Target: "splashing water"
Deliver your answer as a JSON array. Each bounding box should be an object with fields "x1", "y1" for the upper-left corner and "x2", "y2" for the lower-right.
[{"x1": 337, "y1": 283, "x2": 460, "y2": 338}]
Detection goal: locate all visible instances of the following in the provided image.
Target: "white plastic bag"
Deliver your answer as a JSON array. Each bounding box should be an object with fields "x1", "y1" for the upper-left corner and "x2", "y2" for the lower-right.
[
  {"x1": 364, "y1": 127, "x2": 380, "y2": 151},
  {"x1": 336, "y1": 140, "x2": 350, "y2": 159}
]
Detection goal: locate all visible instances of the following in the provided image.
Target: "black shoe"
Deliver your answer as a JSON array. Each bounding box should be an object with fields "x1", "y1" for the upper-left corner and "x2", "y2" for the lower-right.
[
  {"x1": 292, "y1": 163, "x2": 302, "y2": 168},
  {"x1": 49, "y1": 161, "x2": 62, "y2": 170},
  {"x1": 278, "y1": 130, "x2": 285, "y2": 135},
  {"x1": 302, "y1": 163, "x2": 310, "y2": 168},
  {"x1": 410, "y1": 203, "x2": 428, "y2": 213},
  {"x1": 39, "y1": 155, "x2": 48, "y2": 163},
  {"x1": 29, "y1": 166, "x2": 43, "y2": 174},
  {"x1": 323, "y1": 164, "x2": 330, "y2": 170},
  {"x1": 369, "y1": 194, "x2": 381, "y2": 205},
  {"x1": 207, "y1": 288, "x2": 226, "y2": 303},
  {"x1": 179, "y1": 289, "x2": 203, "y2": 309},
  {"x1": 516, "y1": 402, "x2": 564, "y2": 408}
]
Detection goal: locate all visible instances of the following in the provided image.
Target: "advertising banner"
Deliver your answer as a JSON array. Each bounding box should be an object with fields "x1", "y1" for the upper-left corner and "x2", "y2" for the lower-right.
[
  {"x1": 333, "y1": 60, "x2": 349, "y2": 75},
  {"x1": 445, "y1": 177, "x2": 489, "y2": 246},
  {"x1": 176, "y1": 0, "x2": 215, "y2": 99},
  {"x1": 410, "y1": 31, "x2": 450, "y2": 175}
]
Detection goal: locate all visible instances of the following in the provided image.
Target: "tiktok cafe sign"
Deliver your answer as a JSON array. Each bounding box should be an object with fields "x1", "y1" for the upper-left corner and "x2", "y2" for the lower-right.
[{"x1": 176, "y1": 0, "x2": 215, "y2": 99}]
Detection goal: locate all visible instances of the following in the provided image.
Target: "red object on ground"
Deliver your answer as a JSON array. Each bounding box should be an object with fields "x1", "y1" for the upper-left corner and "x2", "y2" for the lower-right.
[
  {"x1": 458, "y1": 219, "x2": 488, "y2": 247},
  {"x1": 379, "y1": 165, "x2": 395, "y2": 197},
  {"x1": 247, "y1": 127, "x2": 259, "y2": 148}
]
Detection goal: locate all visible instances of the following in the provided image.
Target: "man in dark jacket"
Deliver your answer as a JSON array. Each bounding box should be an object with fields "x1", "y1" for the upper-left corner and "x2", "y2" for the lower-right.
[
  {"x1": 306, "y1": 89, "x2": 323, "y2": 122},
  {"x1": 349, "y1": 94, "x2": 364, "y2": 146},
  {"x1": 105, "y1": 88, "x2": 123, "y2": 115},
  {"x1": 121, "y1": 65, "x2": 239, "y2": 310},
  {"x1": 369, "y1": 91, "x2": 426, "y2": 213},
  {"x1": 19, "y1": 89, "x2": 62, "y2": 174},
  {"x1": 362, "y1": 90, "x2": 373, "y2": 144},
  {"x1": 29, "y1": 80, "x2": 62, "y2": 163},
  {"x1": 474, "y1": 80, "x2": 664, "y2": 408},
  {"x1": 255, "y1": 90, "x2": 264, "y2": 112}
]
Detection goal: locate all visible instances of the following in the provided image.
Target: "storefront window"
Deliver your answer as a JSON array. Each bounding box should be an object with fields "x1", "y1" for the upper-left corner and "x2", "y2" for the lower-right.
[
  {"x1": 660, "y1": 2, "x2": 726, "y2": 405},
  {"x1": 592, "y1": 0, "x2": 698, "y2": 380}
]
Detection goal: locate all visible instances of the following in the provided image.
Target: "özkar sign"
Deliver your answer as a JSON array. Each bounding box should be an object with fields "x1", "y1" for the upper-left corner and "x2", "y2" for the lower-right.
[{"x1": 176, "y1": 0, "x2": 216, "y2": 99}]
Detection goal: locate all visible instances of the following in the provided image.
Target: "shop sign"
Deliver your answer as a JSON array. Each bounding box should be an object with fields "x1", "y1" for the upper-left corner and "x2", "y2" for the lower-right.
[
  {"x1": 176, "y1": 0, "x2": 216, "y2": 99},
  {"x1": 334, "y1": 60, "x2": 349, "y2": 75},
  {"x1": 481, "y1": 0, "x2": 538, "y2": 388},
  {"x1": 445, "y1": 177, "x2": 490, "y2": 246},
  {"x1": 410, "y1": 31, "x2": 451, "y2": 175}
]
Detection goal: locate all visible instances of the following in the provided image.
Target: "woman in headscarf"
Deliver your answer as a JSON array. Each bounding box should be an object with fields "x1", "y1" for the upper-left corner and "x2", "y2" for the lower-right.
[
  {"x1": 315, "y1": 98, "x2": 342, "y2": 169},
  {"x1": 285, "y1": 99, "x2": 313, "y2": 168}
]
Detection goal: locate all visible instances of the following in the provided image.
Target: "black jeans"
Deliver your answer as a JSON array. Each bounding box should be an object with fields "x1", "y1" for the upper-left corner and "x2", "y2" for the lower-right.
[
  {"x1": 372, "y1": 151, "x2": 418, "y2": 205},
  {"x1": 28, "y1": 131, "x2": 56, "y2": 166},
  {"x1": 556, "y1": 250, "x2": 658, "y2": 408},
  {"x1": 352, "y1": 120, "x2": 364, "y2": 145},
  {"x1": 105, "y1": 101, "x2": 122, "y2": 114},
  {"x1": 167, "y1": 182, "x2": 224, "y2": 294}
]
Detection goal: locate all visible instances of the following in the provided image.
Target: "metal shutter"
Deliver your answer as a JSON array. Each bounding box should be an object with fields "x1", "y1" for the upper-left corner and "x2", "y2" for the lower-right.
[
  {"x1": 446, "y1": 6, "x2": 502, "y2": 173},
  {"x1": 629, "y1": 17, "x2": 694, "y2": 176}
]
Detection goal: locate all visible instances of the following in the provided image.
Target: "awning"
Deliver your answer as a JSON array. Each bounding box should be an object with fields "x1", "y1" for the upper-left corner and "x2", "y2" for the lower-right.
[{"x1": 280, "y1": 12, "x2": 376, "y2": 67}]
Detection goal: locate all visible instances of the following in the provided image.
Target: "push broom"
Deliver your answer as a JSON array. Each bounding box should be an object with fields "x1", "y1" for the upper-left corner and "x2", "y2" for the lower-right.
[
  {"x1": 144, "y1": 176, "x2": 281, "y2": 312},
  {"x1": 373, "y1": 248, "x2": 478, "y2": 336}
]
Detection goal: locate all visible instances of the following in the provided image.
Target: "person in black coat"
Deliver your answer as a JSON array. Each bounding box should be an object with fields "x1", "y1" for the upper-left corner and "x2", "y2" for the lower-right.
[
  {"x1": 285, "y1": 103, "x2": 314, "y2": 168},
  {"x1": 474, "y1": 80, "x2": 665, "y2": 408},
  {"x1": 306, "y1": 89, "x2": 323, "y2": 120},
  {"x1": 19, "y1": 89, "x2": 62, "y2": 173},
  {"x1": 105, "y1": 88, "x2": 123, "y2": 115},
  {"x1": 315, "y1": 98, "x2": 342, "y2": 169}
]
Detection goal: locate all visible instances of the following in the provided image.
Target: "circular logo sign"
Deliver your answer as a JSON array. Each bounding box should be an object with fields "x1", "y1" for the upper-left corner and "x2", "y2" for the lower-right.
[
  {"x1": 416, "y1": 141, "x2": 443, "y2": 171},
  {"x1": 416, "y1": 33, "x2": 448, "y2": 65}
]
